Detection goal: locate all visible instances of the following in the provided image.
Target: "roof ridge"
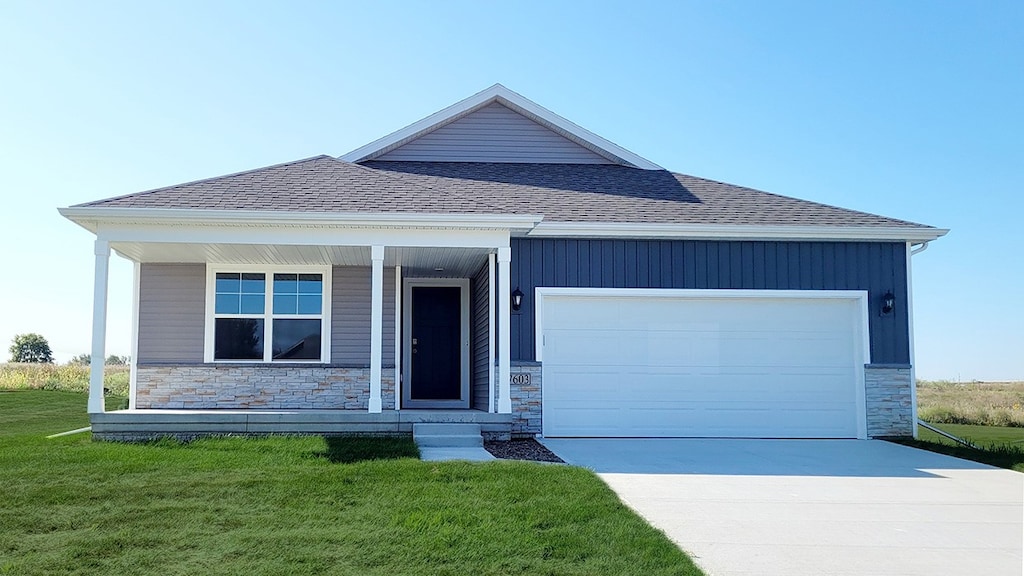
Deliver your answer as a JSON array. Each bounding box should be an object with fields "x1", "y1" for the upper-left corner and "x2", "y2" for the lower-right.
[
  {"x1": 73, "y1": 155, "x2": 335, "y2": 207},
  {"x1": 671, "y1": 171, "x2": 933, "y2": 229}
]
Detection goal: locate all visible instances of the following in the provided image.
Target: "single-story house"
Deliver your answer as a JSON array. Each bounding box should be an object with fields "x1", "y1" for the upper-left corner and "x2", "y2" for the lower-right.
[{"x1": 61, "y1": 84, "x2": 946, "y2": 440}]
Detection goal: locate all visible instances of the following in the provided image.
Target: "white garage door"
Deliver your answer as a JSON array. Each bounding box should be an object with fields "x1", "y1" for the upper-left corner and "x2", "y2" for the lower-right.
[{"x1": 540, "y1": 289, "x2": 868, "y2": 439}]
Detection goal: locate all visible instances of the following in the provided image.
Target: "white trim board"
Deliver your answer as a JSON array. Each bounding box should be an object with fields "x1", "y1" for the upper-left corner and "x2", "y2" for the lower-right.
[{"x1": 340, "y1": 84, "x2": 662, "y2": 170}]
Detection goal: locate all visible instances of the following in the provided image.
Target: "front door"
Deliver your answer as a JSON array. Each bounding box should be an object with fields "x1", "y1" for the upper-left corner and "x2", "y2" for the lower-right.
[{"x1": 403, "y1": 279, "x2": 470, "y2": 408}]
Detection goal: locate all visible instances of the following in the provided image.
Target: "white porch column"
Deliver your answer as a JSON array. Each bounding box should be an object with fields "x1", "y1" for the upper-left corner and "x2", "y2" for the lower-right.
[
  {"x1": 368, "y1": 245, "x2": 385, "y2": 413},
  {"x1": 497, "y1": 246, "x2": 512, "y2": 414},
  {"x1": 128, "y1": 261, "x2": 140, "y2": 410},
  {"x1": 487, "y1": 253, "x2": 496, "y2": 413},
  {"x1": 393, "y1": 265, "x2": 402, "y2": 411},
  {"x1": 88, "y1": 239, "x2": 111, "y2": 414}
]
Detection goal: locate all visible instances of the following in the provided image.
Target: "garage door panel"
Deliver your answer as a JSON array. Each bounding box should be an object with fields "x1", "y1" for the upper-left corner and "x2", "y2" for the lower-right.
[
  {"x1": 541, "y1": 293, "x2": 865, "y2": 438},
  {"x1": 547, "y1": 329, "x2": 853, "y2": 368}
]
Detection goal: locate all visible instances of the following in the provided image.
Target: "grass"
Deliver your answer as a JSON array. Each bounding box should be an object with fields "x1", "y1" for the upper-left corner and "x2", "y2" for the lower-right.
[
  {"x1": 0, "y1": 363, "x2": 129, "y2": 396},
  {"x1": 0, "y1": 390, "x2": 701, "y2": 576},
  {"x1": 917, "y1": 380, "x2": 1024, "y2": 427},
  {"x1": 906, "y1": 381, "x2": 1024, "y2": 472},
  {"x1": 917, "y1": 422, "x2": 1024, "y2": 447},
  {"x1": 888, "y1": 422, "x2": 1024, "y2": 473}
]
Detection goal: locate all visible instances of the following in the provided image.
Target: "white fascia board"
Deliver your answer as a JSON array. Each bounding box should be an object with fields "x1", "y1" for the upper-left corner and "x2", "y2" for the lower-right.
[
  {"x1": 59, "y1": 207, "x2": 544, "y2": 234},
  {"x1": 97, "y1": 225, "x2": 512, "y2": 250},
  {"x1": 339, "y1": 84, "x2": 663, "y2": 170},
  {"x1": 526, "y1": 222, "x2": 949, "y2": 242}
]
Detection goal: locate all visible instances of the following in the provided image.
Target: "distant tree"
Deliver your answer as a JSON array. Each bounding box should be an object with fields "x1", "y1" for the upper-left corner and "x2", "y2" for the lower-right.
[
  {"x1": 9, "y1": 334, "x2": 54, "y2": 363},
  {"x1": 70, "y1": 353, "x2": 91, "y2": 365},
  {"x1": 105, "y1": 355, "x2": 129, "y2": 366}
]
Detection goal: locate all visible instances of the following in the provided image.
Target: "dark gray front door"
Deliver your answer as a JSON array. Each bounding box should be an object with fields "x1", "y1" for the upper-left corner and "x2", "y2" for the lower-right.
[{"x1": 410, "y1": 286, "x2": 462, "y2": 402}]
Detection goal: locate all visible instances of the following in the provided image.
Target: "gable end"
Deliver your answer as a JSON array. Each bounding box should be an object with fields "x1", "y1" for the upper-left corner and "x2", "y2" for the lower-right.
[{"x1": 374, "y1": 102, "x2": 614, "y2": 164}]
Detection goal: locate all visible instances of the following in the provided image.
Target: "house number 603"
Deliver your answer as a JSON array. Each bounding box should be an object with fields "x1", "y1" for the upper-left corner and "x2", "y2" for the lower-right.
[{"x1": 510, "y1": 373, "x2": 531, "y2": 385}]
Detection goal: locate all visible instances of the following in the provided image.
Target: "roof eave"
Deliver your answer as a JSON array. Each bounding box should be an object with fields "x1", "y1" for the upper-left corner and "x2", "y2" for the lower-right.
[
  {"x1": 58, "y1": 206, "x2": 546, "y2": 234},
  {"x1": 59, "y1": 207, "x2": 947, "y2": 243},
  {"x1": 526, "y1": 222, "x2": 949, "y2": 243}
]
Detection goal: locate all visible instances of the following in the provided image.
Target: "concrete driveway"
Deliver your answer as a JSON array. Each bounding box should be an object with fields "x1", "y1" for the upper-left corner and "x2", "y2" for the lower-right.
[{"x1": 540, "y1": 439, "x2": 1023, "y2": 576}]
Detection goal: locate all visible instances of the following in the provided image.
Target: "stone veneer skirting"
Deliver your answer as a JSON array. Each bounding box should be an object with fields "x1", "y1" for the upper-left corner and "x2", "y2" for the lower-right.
[
  {"x1": 135, "y1": 362, "x2": 910, "y2": 438},
  {"x1": 864, "y1": 364, "x2": 914, "y2": 437},
  {"x1": 509, "y1": 361, "x2": 543, "y2": 436},
  {"x1": 507, "y1": 362, "x2": 915, "y2": 438},
  {"x1": 135, "y1": 365, "x2": 395, "y2": 410}
]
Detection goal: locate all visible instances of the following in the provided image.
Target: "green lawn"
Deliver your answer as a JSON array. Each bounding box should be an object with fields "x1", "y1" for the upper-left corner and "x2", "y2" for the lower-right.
[
  {"x1": 917, "y1": 422, "x2": 1024, "y2": 446},
  {"x1": 0, "y1": 391, "x2": 702, "y2": 576},
  {"x1": 893, "y1": 422, "x2": 1024, "y2": 473}
]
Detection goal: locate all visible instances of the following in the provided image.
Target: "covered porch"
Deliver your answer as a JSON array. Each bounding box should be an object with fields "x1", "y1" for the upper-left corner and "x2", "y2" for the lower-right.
[{"x1": 67, "y1": 208, "x2": 542, "y2": 438}]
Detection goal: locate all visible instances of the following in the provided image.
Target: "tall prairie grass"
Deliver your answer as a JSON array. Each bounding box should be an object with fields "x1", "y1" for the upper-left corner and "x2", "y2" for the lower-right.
[
  {"x1": 0, "y1": 363, "x2": 129, "y2": 396},
  {"x1": 917, "y1": 380, "x2": 1024, "y2": 427}
]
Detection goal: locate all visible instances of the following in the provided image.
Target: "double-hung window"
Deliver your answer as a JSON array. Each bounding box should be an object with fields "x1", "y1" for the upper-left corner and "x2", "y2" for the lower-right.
[{"x1": 206, "y1": 266, "x2": 331, "y2": 362}]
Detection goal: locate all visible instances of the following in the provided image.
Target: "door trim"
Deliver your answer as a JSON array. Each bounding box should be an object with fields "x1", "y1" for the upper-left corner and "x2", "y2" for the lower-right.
[{"x1": 402, "y1": 278, "x2": 471, "y2": 409}]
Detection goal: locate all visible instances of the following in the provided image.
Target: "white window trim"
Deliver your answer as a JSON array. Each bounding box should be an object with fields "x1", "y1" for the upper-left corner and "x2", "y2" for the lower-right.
[{"x1": 204, "y1": 264, "x2": 332, "y2": 364}]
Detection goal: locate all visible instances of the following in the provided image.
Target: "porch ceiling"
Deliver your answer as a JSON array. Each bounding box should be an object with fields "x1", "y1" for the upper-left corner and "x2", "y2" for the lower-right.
[{"x1": 112, "y1": 242, "x2": 493, "y2": 277}]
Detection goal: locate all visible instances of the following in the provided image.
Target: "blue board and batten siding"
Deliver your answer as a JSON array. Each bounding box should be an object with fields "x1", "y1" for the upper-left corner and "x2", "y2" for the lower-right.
[{"x1": 509, "y1": 238, "x2": 910, "y2": 364}]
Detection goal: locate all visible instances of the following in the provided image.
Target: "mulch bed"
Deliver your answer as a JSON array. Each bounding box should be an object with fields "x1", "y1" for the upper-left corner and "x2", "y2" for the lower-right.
[{"x1": 484, "y1": 438, "x2": 565, "y2": 463}]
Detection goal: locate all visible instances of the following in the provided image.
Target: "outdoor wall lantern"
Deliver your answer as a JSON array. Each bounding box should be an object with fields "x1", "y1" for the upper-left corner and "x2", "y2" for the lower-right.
[
  {"x1": 511, "y1": 287, "x2": 524, "y2": 311},
  {"x1": 881, "y1": 291, "x2": 895, "y2": 316}
]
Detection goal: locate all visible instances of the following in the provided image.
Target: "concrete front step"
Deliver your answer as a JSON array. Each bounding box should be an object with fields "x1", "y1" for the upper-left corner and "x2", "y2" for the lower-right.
[{"x1": 413, "y1": 423, "x2": 484, "y2": 448}]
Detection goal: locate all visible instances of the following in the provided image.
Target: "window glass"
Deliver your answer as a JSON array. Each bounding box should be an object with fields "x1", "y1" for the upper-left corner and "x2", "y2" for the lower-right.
[
  {"x1": 272, "y1": 319, "x2": 321, "y2": 360},
  {"x1": 240, "y1": 294, "x2": 264, "y2": 315},
  {"x1": 273, "y1": 273, "x2": 321, "y2": 315},
  {"x1": 298, "y1": 274, "x2": 321, "y2": 293},
  {"x1": 215, "y1": 272, "x2": 264, "y2": 314},
  {"x1": 297, "y1": 295, "x2": 321, "y2": 314},
  {"x1": 215, "y1": 274, "x2": 240, "y2": 293},
  {"x1": 273, "y1": 294, "x2": 297, "y2": 314},
  {"x1": 240, "y1": 273, "x2": 265, "y2": 293},
  {"x1": 212, "y1": 270, "x2": 323, "y2": 362},
  {"x1": 214, "y1": 318, "x2": 264, "y2": 360}
]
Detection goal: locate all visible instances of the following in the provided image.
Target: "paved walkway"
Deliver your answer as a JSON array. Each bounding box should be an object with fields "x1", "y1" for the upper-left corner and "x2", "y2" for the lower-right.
[{"x1": 541, "y1": 438, "x2": 1024, "y2": 576}]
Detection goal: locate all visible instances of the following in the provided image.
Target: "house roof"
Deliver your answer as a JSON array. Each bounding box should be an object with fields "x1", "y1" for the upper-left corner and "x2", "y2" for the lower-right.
[
  {"x1": 63, "y1": 85, "x2": 946, "y2": 242},
  {"x1": 69, "y1": 154, "x2": 944, "y2": 240}
]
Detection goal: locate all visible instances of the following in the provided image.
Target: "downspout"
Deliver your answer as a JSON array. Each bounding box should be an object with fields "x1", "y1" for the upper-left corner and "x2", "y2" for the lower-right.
[{"x1": 906, "y1": 240, "x2": 929, "y2": 438}]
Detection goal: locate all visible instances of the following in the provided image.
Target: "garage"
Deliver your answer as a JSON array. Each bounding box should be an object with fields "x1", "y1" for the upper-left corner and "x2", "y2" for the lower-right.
[{"x1": 538, "y1": 289, "x2": 869, "y2": 439}]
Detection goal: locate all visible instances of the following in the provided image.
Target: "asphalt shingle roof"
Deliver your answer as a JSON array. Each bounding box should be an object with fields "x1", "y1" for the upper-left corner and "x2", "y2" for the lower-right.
[{"x1": 76, "y1": 155, "x2": 932, "y2": 229}]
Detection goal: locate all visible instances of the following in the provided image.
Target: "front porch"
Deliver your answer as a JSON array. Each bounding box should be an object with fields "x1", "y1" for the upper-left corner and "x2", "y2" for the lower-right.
[
  {"x1": 91, "y1": 409, "x2": 514, "y2": 441},
  {"x1": 67, "y1": 209, "x2": 544, "y2": 437}
]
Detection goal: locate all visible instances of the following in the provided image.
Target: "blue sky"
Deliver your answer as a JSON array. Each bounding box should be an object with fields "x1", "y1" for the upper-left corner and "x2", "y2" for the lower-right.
[{"x1": 0, "y1": 1, "x2": 1020, "y2": 380}]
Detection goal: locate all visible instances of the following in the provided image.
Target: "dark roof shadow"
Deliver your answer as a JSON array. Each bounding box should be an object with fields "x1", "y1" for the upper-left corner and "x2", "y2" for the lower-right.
[
  {"x1": 363, "y1": 160, "x2": 704, "y2": 204},
  {"x1": 540, "y1": 438, "x2": 999, "y2": 478}
]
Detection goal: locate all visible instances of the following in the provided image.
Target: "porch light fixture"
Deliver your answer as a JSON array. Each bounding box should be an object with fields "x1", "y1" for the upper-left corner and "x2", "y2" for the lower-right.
[
  {"x1": 511, "y1": 287, "x2": 524, "y2": 311},
  {"x1": 881, "y1": 291, "x2": 895, "y2": 316}
]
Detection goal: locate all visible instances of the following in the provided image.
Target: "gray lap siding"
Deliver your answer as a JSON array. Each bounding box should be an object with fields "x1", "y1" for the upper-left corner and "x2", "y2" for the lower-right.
[
  {"x1": 509, "y1": 238, "x2": 910, "y2": 364},
  {"x1": 136, "y1": 264, "x2": 396, "y2": 367}
]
